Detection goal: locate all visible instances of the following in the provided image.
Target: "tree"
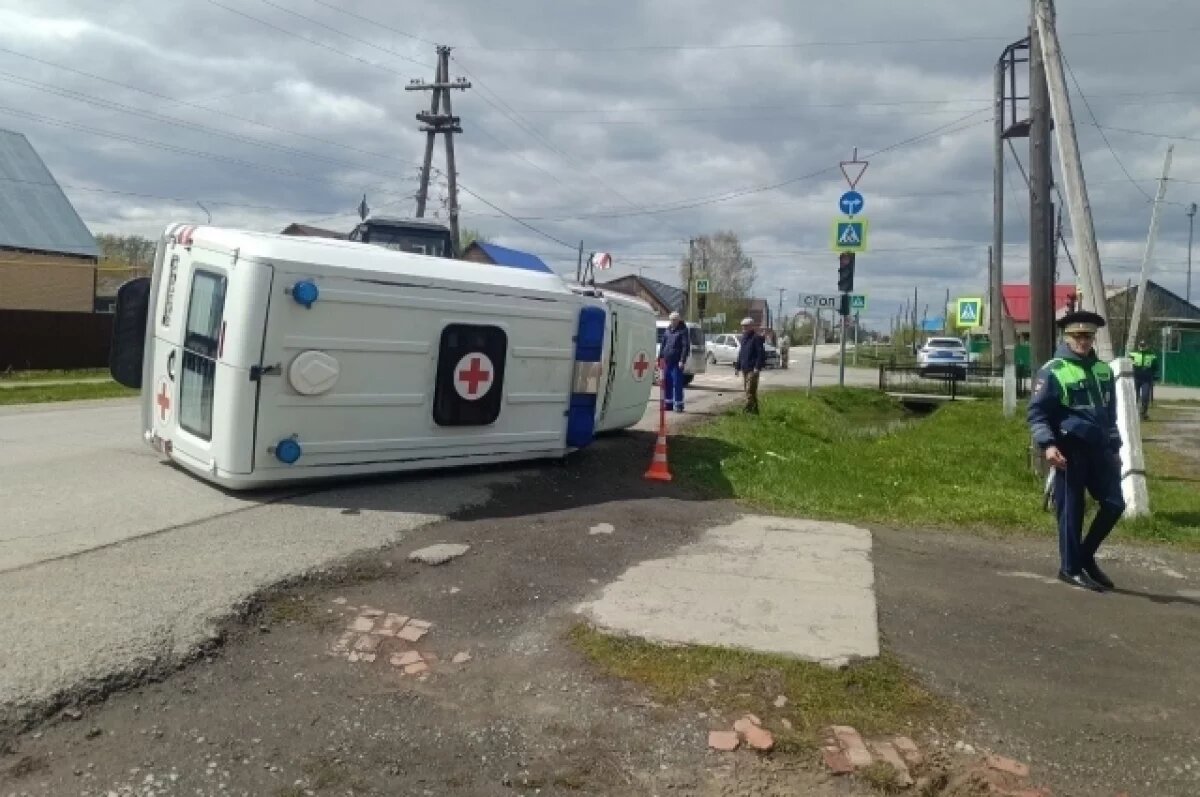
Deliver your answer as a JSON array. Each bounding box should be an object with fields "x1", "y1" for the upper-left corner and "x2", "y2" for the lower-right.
[
  {"x1": 95, "y1": 233, "x2": 156, "y2": 270},
  {"x1": 459, "y1": 227, "x2": 485, "y2": 251},
  {"x1": 679, "y1": 231, "x2": 756, "y2": 299}
]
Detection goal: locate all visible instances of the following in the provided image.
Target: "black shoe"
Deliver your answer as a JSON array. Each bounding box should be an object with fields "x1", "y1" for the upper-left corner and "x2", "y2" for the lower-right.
[
  {"x1": 1058, "y1": 570, "x2": 1105, "y2": 592},
  {"x1": 1083, "y1": 561, "x2": 1115, "y2": 590}
]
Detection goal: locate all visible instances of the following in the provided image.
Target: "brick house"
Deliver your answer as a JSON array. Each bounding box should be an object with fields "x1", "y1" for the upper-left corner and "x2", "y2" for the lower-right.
[{"x1": 0, "y1": 129, "x2": 99, "y2": 312}]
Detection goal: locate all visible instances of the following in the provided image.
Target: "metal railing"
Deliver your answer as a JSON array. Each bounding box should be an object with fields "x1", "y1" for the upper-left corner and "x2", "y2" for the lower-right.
[{"x1": 878, "y1": 364, "x2": 1030, "y2": 401}]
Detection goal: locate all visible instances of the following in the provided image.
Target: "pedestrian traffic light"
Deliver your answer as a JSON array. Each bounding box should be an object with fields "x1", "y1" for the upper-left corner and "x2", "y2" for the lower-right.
[
  {"x1": 837, "y1": 252, "x2": 855, "y2": 293},
  {"x1": 697, "y1": 293, "x2": 707, "y2": 315}
]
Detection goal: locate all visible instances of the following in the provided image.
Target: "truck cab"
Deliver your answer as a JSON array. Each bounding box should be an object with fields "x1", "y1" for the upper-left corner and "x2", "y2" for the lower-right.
[{"x1": 348, "y1": 216, "x2": 455, "y2": 258}]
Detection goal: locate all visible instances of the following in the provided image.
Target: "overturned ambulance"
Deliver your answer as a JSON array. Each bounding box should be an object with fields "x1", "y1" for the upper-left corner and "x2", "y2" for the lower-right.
[{"x1": 109, "y1": 224, "x2": 656, "y2": 490}]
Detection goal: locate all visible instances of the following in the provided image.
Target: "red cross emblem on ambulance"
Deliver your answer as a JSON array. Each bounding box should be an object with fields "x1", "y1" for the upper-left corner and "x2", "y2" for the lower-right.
[
  {"x1": 631, "y1": 350, "x2": 651, "y2": 381},
  {"x1": 155, "y1": 377, "x2": 172, "y2": 422},
  {"x1": 454, "y1": 353, "x2": 494, "y2": 401}
]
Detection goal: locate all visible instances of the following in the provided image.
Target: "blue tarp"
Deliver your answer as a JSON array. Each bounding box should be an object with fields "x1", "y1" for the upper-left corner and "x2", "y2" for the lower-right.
[{"x1": 474, "y1": 242, "x2": 554, "y2": 274}]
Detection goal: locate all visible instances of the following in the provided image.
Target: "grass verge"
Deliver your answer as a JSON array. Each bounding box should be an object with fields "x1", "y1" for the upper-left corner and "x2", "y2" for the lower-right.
[
  {"x1": 570, "y1": 625, "x2": 948, "y2": 750},
  {"x1": 673, "y1": 387, "x2": 1200, "y2": 549},
  {"x1": 0, "y1": 381, "x2": 136, "y2": 406},
  {"x1": 0, "y1": 368, "x2": 109, "y2": 382}
]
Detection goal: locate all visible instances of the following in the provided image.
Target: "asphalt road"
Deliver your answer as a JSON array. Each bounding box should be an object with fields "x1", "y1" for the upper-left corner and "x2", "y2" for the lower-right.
[{"x1": 0, "y1": 345, "x2": 870, "y2": 729}]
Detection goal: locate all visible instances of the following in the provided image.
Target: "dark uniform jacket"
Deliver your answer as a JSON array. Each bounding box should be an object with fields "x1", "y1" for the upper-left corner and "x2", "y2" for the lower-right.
[
  {"x1": 735, "y1": 331, "x2": 767, "y2": 372},
  {"x1": 1027, "y1": 344, "x2": 1122, "y2": 454},
  {"x1": 660, "y1": 324, "x2": 690, "y2": 367}
]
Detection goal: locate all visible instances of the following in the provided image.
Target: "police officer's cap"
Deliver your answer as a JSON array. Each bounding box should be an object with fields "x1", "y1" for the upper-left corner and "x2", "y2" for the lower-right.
[{"x1": 1056, "y1": 310, "x2": 1106, "y2": 335}]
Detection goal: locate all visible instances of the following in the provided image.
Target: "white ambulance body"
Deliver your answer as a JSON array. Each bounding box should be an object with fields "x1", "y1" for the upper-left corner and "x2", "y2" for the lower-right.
[{"x1": 109, "y1": 224, "x2": 655, "y2": 490}]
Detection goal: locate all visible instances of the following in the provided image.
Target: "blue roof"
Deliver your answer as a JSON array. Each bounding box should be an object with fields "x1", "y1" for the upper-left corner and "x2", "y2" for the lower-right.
[
  {"x1": 0, "y1": 129, "x2": 99, "y2": 258},
  {"x1": 474, "y1": 241, "x2": 553, "y2": 273}
]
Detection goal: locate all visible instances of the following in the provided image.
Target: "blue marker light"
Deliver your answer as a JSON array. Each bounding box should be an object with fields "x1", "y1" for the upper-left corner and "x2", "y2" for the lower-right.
[
  {"x1": 275, "y1": 438, "x2": 302, "y2": 464},
  {"x1": 291, "y1": 280, "x2": 319, "y2": 308}
]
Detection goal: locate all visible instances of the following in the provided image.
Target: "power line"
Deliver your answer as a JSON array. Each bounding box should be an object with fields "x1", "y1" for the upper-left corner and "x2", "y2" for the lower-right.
[
  {"x1": 305, "y1": 0, "x2": 439, "y2": 47},
  {"x1": 251, "y1": 0, "x2": 432, "y2": 68},
  {"x1": 457, "y1": 26, "x2": 1200, "y2": 53},
  {"x1": 0, "y1": 45, "x2": 426, "y2": 172},
  {"x1": 0, "y1": 103, "x2": 418, "y2": 195},
  {"x1": 1064, "y1": 55, "x2": 1154, "y2": 202},
  {"x1": 0, "y1": 70, "x2": 416, "y2": 181}
]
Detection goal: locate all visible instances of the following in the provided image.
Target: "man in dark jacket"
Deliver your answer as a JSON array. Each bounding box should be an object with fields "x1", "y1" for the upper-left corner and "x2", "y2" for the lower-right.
[
  {"x1": 1129, "y1": 338, "x2": 1158, "y2": 420},
  {"x1": 1027, "y1": 310, "x2": 1126, "y2": 592},
  {"x1": 659, "y1": 311, "x2": 690, "y2": 412},
  {"x1": 733, "y1": 316, "x2": 766, "y2": 414}
]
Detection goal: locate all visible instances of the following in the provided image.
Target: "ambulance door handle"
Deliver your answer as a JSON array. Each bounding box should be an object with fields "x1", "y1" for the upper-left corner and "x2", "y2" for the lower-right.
[{"x1": 167, "y1": 350, "x2": 176, "y2": 381}]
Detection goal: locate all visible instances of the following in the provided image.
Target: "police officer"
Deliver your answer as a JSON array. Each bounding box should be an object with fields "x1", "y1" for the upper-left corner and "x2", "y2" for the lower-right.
[
  {"x1": 660, "y1": 311, "x2": 690, "y2": 412},
  {"x1": 1027, "y1": 310, "x2": 1126, "y2": 592},
  {"x1": 1129, "y1": 338, "x2": 1158, "y2": 420}
]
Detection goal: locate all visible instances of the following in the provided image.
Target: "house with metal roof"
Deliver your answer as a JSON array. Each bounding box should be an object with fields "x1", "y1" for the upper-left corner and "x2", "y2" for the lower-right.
[
  {"x1": 0, "y1": 129, "x2": 99, "y2": 312},
  {"x1": 461, "y1": 241, "x2": 555, "y2": 274},
  {"x1": 595, "y1": 275, "x2": 687, "y2": 317}
]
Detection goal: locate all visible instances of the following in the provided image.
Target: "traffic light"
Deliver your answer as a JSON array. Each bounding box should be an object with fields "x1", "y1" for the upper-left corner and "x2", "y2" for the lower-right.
[
  {"x1": 697, "y1": 293, "x2": 707, "y2": 315},
  {"x1": 837, "y1": 252, "x2": 855, "y2": 293}
]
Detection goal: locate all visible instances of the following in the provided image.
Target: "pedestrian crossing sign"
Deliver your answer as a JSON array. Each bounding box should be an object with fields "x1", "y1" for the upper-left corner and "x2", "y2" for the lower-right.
[
  {"x1": 849, "y1": 294, "x2": 867, "y2": 311},
  {"x1": 955, "y1": 297, "x2": 983, "y2": 329},
  {"x1": 830, "y1": 218, "x2": 868, "y2": 252}
]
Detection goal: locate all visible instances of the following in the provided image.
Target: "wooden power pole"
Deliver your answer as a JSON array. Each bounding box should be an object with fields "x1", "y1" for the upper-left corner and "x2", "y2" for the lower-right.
[
  {"x1": 1028, "y1": 0, "x2": 1056, "y2": 370},
  {"x1": 406, "y1": 45, "x2": 470, "y2": 254}
]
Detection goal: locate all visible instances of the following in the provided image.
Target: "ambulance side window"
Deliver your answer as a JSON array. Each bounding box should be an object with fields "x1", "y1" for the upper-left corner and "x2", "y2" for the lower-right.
[{"x1": 179, "y1": 270, "x2": 227, "y2": 441}]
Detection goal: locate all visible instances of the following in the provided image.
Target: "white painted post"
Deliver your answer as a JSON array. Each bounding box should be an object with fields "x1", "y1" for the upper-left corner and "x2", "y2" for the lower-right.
[
  {"x1": 1111, "y1": 356, "x2": 1150, "y2": 517},
  {"x1": 1003, "y1": 345, "x2": 1017, "y2": 417}
]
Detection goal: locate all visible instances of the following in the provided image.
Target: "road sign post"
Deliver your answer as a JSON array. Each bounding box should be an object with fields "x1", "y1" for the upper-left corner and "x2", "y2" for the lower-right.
[
  {"x1": 808, "y1": 309, "x2": 821, "y2": 395},
  {"x1": 838, "y1": 298, "x2": 848, "y2": 387}
]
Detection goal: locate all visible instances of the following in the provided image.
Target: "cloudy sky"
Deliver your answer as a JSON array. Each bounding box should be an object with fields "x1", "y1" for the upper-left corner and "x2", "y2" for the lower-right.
[{"x1": 1, "y1": 0, "x2": 1198, "y2": 327}]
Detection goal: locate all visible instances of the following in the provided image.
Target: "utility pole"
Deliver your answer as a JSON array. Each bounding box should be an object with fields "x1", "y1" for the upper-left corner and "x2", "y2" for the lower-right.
[
  {"x1": 575, "y1": 240, "x2": 584, "y2": 284},
  {"x1": 686, "y1": 238, "x2": 696, "y2": 321},
  {"x1": 1028, "y1": 0, "x2": 1056, "y2": 370},
  {"x1": 406, "y1": 45, "x2": 470, "y2": 254},
  {"x1": 992, "y1": 60, "x2": 1005, "y2": 367},
  {"x1": 1188, "y1": 202, "x2": 1197, "y2": 303},
  {"x1": 1035, "y1": 0, "x2": 1145, "y2": 516},
  {"x1": 776, "y1": 289, "x2": 786, "y2": 332},
  {"x1": 1125, "y1": 145, "x2": 1174, "y2": 353}
]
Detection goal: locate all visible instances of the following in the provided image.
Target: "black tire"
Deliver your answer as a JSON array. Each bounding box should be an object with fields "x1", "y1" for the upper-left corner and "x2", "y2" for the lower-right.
[{"x1": 682, "y1": 374, "x2": 694, "y2": 386}]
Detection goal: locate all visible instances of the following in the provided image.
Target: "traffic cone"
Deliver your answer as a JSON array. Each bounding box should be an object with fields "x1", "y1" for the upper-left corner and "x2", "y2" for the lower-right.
[{"x1": 645, "y1": 363, "x2": 673, "y2": 481}]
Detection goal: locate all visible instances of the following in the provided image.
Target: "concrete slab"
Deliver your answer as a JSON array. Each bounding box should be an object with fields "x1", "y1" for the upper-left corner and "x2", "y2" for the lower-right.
[{"x1": 576, "y1": 515, "x2": 879, "y2": 663}]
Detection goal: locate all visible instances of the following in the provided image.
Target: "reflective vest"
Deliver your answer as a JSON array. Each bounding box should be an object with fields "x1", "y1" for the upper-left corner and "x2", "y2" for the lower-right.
[
  {"x1": 1048, "y1": 358, "x2": 1113, "y2": 408},
  {"x1": 1130, "y1": 351, "x2": 1157, "y2": 369}
]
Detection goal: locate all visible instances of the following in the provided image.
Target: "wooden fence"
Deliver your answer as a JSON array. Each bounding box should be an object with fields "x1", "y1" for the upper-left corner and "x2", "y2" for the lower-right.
[{"x1": 0, "y1": 309, "x2": 113, "y2": 371}]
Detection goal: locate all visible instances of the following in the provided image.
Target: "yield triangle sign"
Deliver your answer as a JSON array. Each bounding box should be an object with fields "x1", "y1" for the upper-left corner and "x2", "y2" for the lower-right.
[{"x1": 839, "y1": 160, "x2": 869, "y2": 190}]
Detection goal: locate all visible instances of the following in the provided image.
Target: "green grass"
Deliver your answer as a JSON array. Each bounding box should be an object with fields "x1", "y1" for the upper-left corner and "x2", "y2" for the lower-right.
[
  {"x1": 673, "y1": 387, "x2": 1200, "y2": 549},
  {"x1": 820, "y1": 347, "x2": 916, "y2": 368},
  {"x1": 0, "y1": 368, "x2": 109, "y2": 382},
  {"x1": 570, "y1": 625, "x2": 947, "y2": 749},
  {"x1": 0, "y1": 381, "x2": 136, "y2": 406}
]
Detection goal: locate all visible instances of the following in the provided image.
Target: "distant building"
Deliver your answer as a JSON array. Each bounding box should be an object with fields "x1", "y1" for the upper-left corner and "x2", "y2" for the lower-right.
[
  {"x1": 1000, "y1": 283, "x2": 1079, "y2": 342},
  {"x1": 460, "y1": 241, "x2": 554, "y2": 274},
  {"x1": 595, "y1": 275, "x2": 687, "y2": 318},
  {"x1": 0, "y1": 129, "x2": 100, "y2": 312},
  {"x1": 279, "y1": 223, "x2": 348, "y2": 239}
]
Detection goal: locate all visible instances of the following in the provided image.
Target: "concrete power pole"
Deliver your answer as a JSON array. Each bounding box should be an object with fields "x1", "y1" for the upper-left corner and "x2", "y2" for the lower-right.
[
  {"x1": 1035, "y1": 0, "x2": 1147, "y2": 515},
  {"x1": 1028, "y1": 0, "x2": 1056, "y2": 370},
  {"x1": 1187, "y1": 202, "x2": 1197, "y2": 304},
  {"x1": 1125, "y1": 145, "x2": 1174, "y2": 353},
  {"x1": 407, "y1": 45, "x2": 470, "y2": 254},
  {"x1": 992, "y1": 60, "x2": 1005, "y2": 367}
]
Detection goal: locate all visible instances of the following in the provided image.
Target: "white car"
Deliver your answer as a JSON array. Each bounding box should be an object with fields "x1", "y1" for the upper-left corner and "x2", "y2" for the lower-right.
[
  {"x1": 706, "y1": 333, "x2": 780, "y2": 368},
  {"x1": 916, "y1": 337, "x2": 969, "y2": 376}
]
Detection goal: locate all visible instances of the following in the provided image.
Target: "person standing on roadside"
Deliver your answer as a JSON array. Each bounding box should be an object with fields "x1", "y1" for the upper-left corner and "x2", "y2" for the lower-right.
[
  {"x1": 734, "y1": 316, "x2": 766, "y2": 414},
  {"x1": 1129, "y1": 338, "x2": 1158, "y2": 420},
  {"x1": 1027, "y1": 310, "x2": 1126, "y2": 592},
  {"x1": 659, "y1": 311, "x2": 690, "y2": 412}
]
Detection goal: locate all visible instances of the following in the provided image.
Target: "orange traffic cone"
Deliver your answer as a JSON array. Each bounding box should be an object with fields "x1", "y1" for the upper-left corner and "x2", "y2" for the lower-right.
[
  {"x1": 644, "y1": 423, "x2": 672, "y2": 481},
  {"x1": 645, "y1": 363, "x2": 673, "y2": 482}
]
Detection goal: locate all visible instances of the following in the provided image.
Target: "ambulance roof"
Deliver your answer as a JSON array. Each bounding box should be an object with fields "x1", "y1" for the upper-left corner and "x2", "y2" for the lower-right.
[{"x1": 183, "y1": 225, "x2": 573, "y2": 298}]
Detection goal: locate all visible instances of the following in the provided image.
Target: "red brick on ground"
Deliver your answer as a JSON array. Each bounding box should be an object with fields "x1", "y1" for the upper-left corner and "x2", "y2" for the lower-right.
[
  {"x1": 830, "y1": 725, "x2": 873, "y2": 768},
  {"x1": 743, "y1": 725, "x2": 775, "y2": 752},
  {"x1": 821, "y1": 746, "x2": 854, "y2": 775},
  {"x1": 708, "y1": 730, "x2": 740, "y2": 752},
  {"x1": 986, "y1": 754, "x2": 1031, "y2": 779}
]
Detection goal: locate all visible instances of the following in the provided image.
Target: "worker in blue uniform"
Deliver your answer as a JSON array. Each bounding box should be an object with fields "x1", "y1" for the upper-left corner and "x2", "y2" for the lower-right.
[
  {"x1": 659, "y1": 311, "x2": 690, "y2": 412},
  {"x1": 1027, "y1": 310, "x2": 1126, "y2": 592}
]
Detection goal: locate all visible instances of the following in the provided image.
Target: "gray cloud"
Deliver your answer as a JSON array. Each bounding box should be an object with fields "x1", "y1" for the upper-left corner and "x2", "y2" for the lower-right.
[{"x1": 0, "y1": 0, "x2": 1197, "y2": 327}]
